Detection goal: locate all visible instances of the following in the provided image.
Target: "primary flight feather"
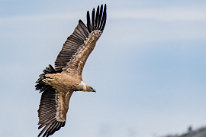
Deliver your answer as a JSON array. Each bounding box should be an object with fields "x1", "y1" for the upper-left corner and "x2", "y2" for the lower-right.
[{"x1": 35, "y1": 4, "x2": 107, "y2": 137}]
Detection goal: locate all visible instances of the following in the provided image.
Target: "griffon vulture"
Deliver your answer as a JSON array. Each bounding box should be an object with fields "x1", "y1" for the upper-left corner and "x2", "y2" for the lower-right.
[{"x1": 35, "y1": 4, "x2": 107, "y2": 137}]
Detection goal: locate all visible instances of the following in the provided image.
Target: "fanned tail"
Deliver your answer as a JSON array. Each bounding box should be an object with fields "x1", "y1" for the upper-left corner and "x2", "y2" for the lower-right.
[{"x1": 35, "y1": 64, "x2": 56, "y2": 92}]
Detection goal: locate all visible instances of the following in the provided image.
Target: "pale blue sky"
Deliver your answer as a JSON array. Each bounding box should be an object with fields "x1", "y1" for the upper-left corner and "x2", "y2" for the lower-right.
[{"x1": 0, "y1": 0, "x2": 206, "y2": 137}]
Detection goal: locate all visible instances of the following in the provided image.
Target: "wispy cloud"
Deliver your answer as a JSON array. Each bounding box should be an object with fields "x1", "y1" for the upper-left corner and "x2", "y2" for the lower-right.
[
  {"x1": 110, "y1": 8, "x2": 206, "y2": 21},
  {"x1": 1, "y1": 8, "x2": 206, "y2": 24},
  {"x1": 0, "y1": 12, "x2": 82, "y2": 24}
]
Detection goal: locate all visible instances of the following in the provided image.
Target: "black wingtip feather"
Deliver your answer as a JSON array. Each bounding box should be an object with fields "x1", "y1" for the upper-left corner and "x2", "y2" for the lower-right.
[
  {"x1": 99, "y1": 4, "x2": 104, "y2": 28},
  {"x1": 92, "y1": 8, "x2": 95, "y2": 29},
  {"x1": 95, "y1": 6, "x2": 100, "y2": 29},
  {"x1": 86, "y1": 4, "x2": 107, "y2": 32},
  {"x1": 100, "y1": 4, "x2": 107, "y2": 31},
  {"x1": 87, "y1": 11, "x2": 91, "y2": 33}
]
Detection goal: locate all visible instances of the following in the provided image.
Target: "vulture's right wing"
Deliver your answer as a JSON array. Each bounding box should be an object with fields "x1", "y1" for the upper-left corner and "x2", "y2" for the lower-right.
[{"x1": 55, "y1": 4, "x2": 107, "y2": 75}]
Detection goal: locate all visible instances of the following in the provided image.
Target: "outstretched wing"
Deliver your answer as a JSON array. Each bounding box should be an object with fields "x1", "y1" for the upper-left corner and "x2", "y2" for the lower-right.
[
  {"x1": 38, "y1": 87, "x2": 73, "y2": 137},
  {"x1": 55, "y1": 4, "x2": 107, "y2": 75}
]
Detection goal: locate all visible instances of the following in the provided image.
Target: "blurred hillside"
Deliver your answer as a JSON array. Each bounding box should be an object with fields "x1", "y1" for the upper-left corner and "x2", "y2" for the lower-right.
[{"x1": 162, "y1": 126, "x2": 206, "y2": 137}]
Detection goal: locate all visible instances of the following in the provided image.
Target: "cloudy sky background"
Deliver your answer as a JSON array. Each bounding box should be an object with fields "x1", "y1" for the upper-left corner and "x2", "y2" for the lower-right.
[{"x1": 0, "y1": 0, "x2": 206, "y2": 137}]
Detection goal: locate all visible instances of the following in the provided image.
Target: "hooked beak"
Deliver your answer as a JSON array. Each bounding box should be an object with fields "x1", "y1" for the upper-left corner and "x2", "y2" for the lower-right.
[{"x1": 92, "y1": 88, "x2": 96, "y2": 92}]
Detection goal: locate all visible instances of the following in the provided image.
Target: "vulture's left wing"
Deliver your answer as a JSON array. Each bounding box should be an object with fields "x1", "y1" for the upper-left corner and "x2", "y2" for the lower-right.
[
  {"x1": 37, "y1": 86, "x2": 73, "y2": 137},
  {"x1": 55, "y1": 4, "x2": 107, "y2": 75}
]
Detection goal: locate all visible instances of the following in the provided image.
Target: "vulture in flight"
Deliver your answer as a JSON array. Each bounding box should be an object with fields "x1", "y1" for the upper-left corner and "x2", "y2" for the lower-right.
[{"x1": 35, "y1": 4, "x2": 107, "y2": 137}]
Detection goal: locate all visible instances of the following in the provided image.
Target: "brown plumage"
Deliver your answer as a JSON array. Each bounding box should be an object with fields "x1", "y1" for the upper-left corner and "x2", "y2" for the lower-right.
[{"x1": 35, "y1": 4, "x2": 107, "y2": 137}]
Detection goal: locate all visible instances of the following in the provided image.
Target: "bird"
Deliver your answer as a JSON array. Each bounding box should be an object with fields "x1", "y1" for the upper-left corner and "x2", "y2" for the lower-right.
[{"x1": 35, "y1": 4, "x2": 107, "y2": 137}]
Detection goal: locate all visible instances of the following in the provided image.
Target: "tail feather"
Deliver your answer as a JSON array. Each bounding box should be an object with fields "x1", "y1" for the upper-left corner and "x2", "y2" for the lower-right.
[{"x1": 35, "y1": 65, "x2": 56, "y2": 92}]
